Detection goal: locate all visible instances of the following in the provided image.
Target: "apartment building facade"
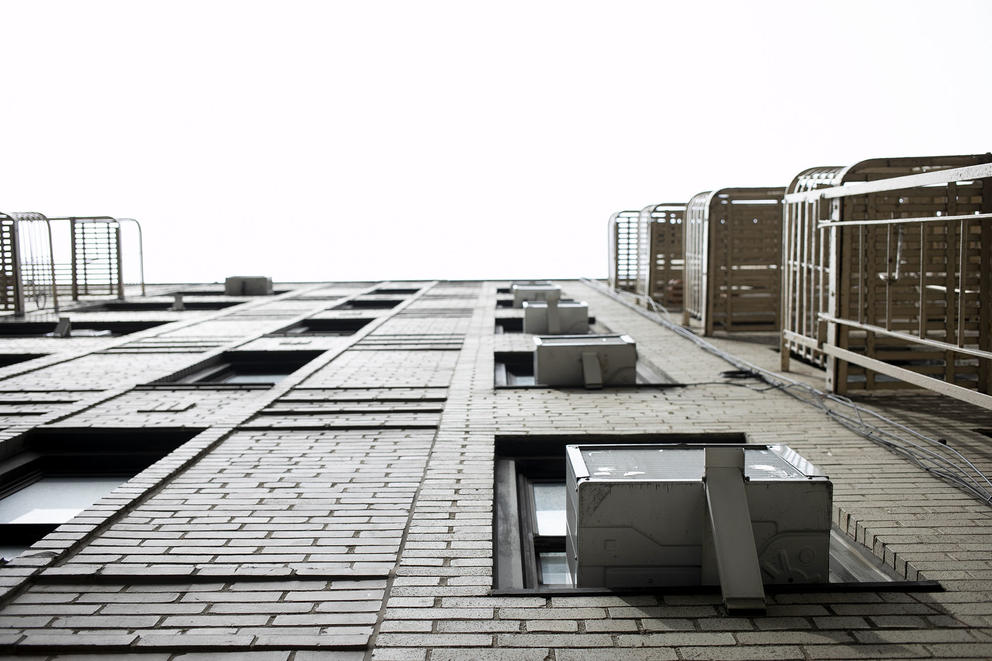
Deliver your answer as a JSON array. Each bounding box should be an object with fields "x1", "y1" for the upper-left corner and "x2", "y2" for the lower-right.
[{"x1": 0, "y1": 279, "x2": 990, "y2": 659}]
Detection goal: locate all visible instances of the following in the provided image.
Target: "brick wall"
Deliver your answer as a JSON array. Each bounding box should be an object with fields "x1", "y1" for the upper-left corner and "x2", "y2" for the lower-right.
[{"x1": 0, "y1": 280, "x2": 990, "y2": 659}]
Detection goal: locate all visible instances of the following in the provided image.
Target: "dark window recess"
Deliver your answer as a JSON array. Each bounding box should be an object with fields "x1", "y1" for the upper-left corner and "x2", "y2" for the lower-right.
[
  {"x1": 77, "y1": 300, "x2": 238, "y2": 312},
  {"x1": 0, "y1": 321, "x2": 167, "y2": 338},
  {"x1": 494, "y1": 352, "x2": 534, "y2": 386},
  {"x1": 494, "y1": 433, "x2": 910, "y2": 593},
  {"x1": 176, "y1": 289, "x2": 289, "y2": 296},
  {"x1": 158, "y1": 350, "x2": 323, "y2": 386},
  {"x1": 333, "y1": 299, "x2": 402, "y2": 310},
  {"x1": 495, "y1": 299, "x2": 514, "y2": 308},
  {"x1": 272, "y1": 318, "x2": 373, "y2": 336},
  {"x1": 496, "y1": 287, "x2": 512, "y2": 294},
  {"x1": 373, "y1": 288, "x2": 420, "y2": 295},
  {"x1": 0, "y1": 428, "x2": 200, "y2": 563},
  {"x1": 495, "y1": 318, "x2": 523, "y2": 334},
  {"x1": 0, "y1": 354, "x2": 46, "y2": 368}
]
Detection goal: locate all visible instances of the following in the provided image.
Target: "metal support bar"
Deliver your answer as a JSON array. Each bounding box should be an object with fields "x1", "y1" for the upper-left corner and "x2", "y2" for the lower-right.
[
  {"x1": 581, "y1": 351, "x2": 603, "y2": 389},
  {"x1": 704, "y1": 447, "x2": 766, "y2": 613},
  {"x1": 547, "y1": 293, "x2": 561, "y2": 334},
  {"x1": 821, "y1": 343, "x2": 992, "y2": 410}
]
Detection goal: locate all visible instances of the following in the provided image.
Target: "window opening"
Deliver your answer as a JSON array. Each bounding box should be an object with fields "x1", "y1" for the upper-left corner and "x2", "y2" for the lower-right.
[
  {"x1": 0, "y1": 428, "x2": 200, "y2": 562},
  {"x1": 495, "y1": 318, "x2": 523, "y2": 334},
  {"x1": 76, "y1": 300, "x2": 238, "y2": 312},
  {"x1": 156, "y1": 350, "x2": 322, "y2": 386},
  {"x1": 272, "y1": 318, "x2": 372, "y2": 336},
  {"x1": 0, "y1": 320, "x2": 166, "y2": 337},
  {"x1": 332, "y1": 299, "x2": 401, "y2": 310},
  {"x1": 493, "y1": 434, "x2": 919, "y2": 598},
  {"x1": 373, "y1": 287, "x2": 420, "y2": 295},
  {"x1": 0, "y1": 354, "x2": 46, "y2": 368},
  {"x1": 494, "y1": 352, "x2": 535, "y2": 386}
]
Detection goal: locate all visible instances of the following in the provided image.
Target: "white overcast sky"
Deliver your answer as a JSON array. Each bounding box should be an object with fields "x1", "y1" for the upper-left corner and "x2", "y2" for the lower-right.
[{"x1": 1, "y1": 1, "x2": 989, "y2": 284}]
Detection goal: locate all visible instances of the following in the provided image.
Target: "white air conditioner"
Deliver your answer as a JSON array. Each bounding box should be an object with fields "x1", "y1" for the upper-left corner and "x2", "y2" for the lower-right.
[
  {"x1": 565, "y1": 443, "x2": 831, "y2": 611},
  {"x1": 523, "y1": 300, "x2": 589, "y2": 335},
  {"x1": 512, "y1": 284, "x2": 561, "y2": 308},
  {"x1": 225, "y1": 276, "x2": 273, "y2": 296},
  {"x1": 533, "y1": 334, "x2": 636, "y2": 388}
]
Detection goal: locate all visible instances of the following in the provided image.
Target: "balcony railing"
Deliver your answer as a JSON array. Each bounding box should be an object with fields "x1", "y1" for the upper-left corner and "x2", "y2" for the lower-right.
[
  {"x1": 0, "y1": 212, "x2": 145, "y2": 316},
  {"x1": 781, "y1": 162, "x2": 992, "y2": 408}
]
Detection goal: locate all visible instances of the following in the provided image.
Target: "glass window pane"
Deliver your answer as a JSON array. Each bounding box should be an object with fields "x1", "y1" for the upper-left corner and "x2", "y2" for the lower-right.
[
  {"x1": 0, "y1": 476, "x2": 127, "y2": 524},
  {"x1": 532, "y1": 482, "x2": 566, "y2": 536},
  {"x1": 538, "y1": 551, "x2": 570, "y2": 585},
  {"x1": 0, "y1": 544, "x2": 30, "y2": 562},
  {"x1": 217, "y1": 372, "x2": 285, "y2": 384}
]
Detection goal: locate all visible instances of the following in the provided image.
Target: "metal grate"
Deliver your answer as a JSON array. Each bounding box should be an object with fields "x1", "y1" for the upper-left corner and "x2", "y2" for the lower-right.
[
  {"x1": 608, "y1": 210, "x2": 640, "y2": 292},
  {"x1": 683, "y1": 188, "x2": 785, "y2": 335},
  {"x1": 781, "y1": 157, "x2": 992, "y2": 408},
  {"x1": 638, "y1": 203, "x2": 686, "y2": 308},
  {"x1": 70, "y1": 218, "x2": 122, "y2": 298}
]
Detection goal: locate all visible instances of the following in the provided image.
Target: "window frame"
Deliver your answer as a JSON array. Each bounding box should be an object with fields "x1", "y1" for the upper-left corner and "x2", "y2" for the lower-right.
[
  {"x1": 153, "y1": 350, "x2": 323, "y2": 387},
  {"x1": 492, "y1": 433, "x2": 924, "y2": 595},
  {"x1": 0, "y1": 428, "x2": 200, "y2": 563},
  {"x1": 270, "y1": 317, "x2": 373, "y2": 337}
]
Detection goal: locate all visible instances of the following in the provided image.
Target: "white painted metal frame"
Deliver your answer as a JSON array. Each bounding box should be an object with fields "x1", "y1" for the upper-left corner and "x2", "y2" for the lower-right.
[
  {"x1": 608, "y1": 210, "x2": 640, "y2": 292},
  {"x1": 785, "y1": 162, "x2": 992, "y2": 409}
]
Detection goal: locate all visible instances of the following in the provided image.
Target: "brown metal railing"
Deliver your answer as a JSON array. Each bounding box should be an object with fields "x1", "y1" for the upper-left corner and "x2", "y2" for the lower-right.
[
  {"x1": 608, "y1": 210, "x2": 640, "y2": 292},
  {"x1": 637, "y1": 203, "x2": 686, "y2": 309},
  {"x1": 781, "y1": 162, "x2": 992, "y2": 408},
  {"x1": 0, "y1": 212, "x2": 145, "y2": 316},
  {"x1": 682, "y1": 188, "x2": 785, "y2": 335}
]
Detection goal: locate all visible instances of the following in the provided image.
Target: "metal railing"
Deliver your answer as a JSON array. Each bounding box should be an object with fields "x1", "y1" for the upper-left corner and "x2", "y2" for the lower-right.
[
  {"x1": 608, "y1": 210, "x2": 640, "y2": 292},
  {"x1": 781, "y1": 162, "x2": 992, "y2": 409},
  {"x1": 0, "y1": 212, "x2": 145, "y2": 316},
  {"x1": 638, "y1": 203, "x2": 686, "y2": 308},
  {"x1": 682, "y1": 187, "x2": 785, "y2": 335}
]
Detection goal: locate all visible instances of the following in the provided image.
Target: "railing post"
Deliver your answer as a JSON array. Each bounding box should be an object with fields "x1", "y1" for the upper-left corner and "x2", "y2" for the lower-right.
[
  {"x1": 115, "y1": 221, "x2": 125, "y2": 300},
  {"x1": 10, "y1": 218, "x2": 24, "y2": 317},
  {"x1": 70, "y1": 219, "x2": 79, "y2": 301}
]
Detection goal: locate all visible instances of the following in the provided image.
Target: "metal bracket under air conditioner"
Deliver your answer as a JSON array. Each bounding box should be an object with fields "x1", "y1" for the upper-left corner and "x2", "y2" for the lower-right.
[{"x1": 703, "y1": 446, "x2": 766, "y2": 613}]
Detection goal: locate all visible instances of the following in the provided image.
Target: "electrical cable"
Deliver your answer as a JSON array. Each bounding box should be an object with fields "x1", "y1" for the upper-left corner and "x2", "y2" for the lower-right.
[{"x1": 582, "y1": 278, "x2": 992, "y2": 505}]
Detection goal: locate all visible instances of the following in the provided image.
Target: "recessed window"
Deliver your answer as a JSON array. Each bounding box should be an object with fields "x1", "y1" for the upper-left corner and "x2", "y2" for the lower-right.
[
  {"x1": 495, "y1": 299, "x2": 514, "y2": 308},
  {"x1": 177, "y1": 289, "x2": 289, "y2": 296},
  {"x1": 272, "y1": 318, "x2": 373, "y2": 336},
  {"x1": 494, "y1": 434, "x2": 914, "y2": 594},
  {"x1": 495, "y1": 348, "x2": 672, "y2": 388},
  {"x1": 495, "y1": 318, "x2": 523, "y2": 334},
  {"x1": 332, "y1": 299, "x2": 401, "y2": 310},
  {"x1": 494, "y1": 352, "x2": 535, "y2": 386},
  {"x1": 0, "y1": 321, "x2": 167, "y2": 338},
  {"x1": 0, "y1": 428, "x2": 199, "y2": 562},
  {"x1": 157, "y1": 350, "x2": 323, "y2": 386},
  {"x1": 77, "y1": 300, "x2": 238, "y2": 312},
  {"x1": 373, "y1": 287, "x2": 420, "y2": 295},
  {"x1": 0, "y1": 354, "x2": 46, "y2": 368}
]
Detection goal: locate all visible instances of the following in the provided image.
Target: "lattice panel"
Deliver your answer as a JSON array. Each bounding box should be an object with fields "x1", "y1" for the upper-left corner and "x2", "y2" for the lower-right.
[
  {"x1": 609, "y1": 211, "x2": 640, "y2": 291},
  {"x1": 0, "y1": 214, "x2": 19, "y2": 313},
  {"x1": 72, "y1": 218, "x2": 121, "y2": 297},
  {"x1": 638, "y1": 203, "x2": 685, "y2": 308}
]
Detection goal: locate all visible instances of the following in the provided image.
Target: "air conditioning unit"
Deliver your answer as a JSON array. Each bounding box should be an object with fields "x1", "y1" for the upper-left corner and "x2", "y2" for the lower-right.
[
  {"x1": 225, "y1": 276, "x2": 273, "y2": 296},
  {"x1": 512, "y1": 284, "x2": 561, "y2": 308},
  {"x1": 533, "y1": 334, "x2": 636, "y2": 388},
  {"x1": 565, "y1": 443, "x2": 831, "y2": 612},
  {"x1": 523, "y1": 300, "x2": 589, "y2": 335}
]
